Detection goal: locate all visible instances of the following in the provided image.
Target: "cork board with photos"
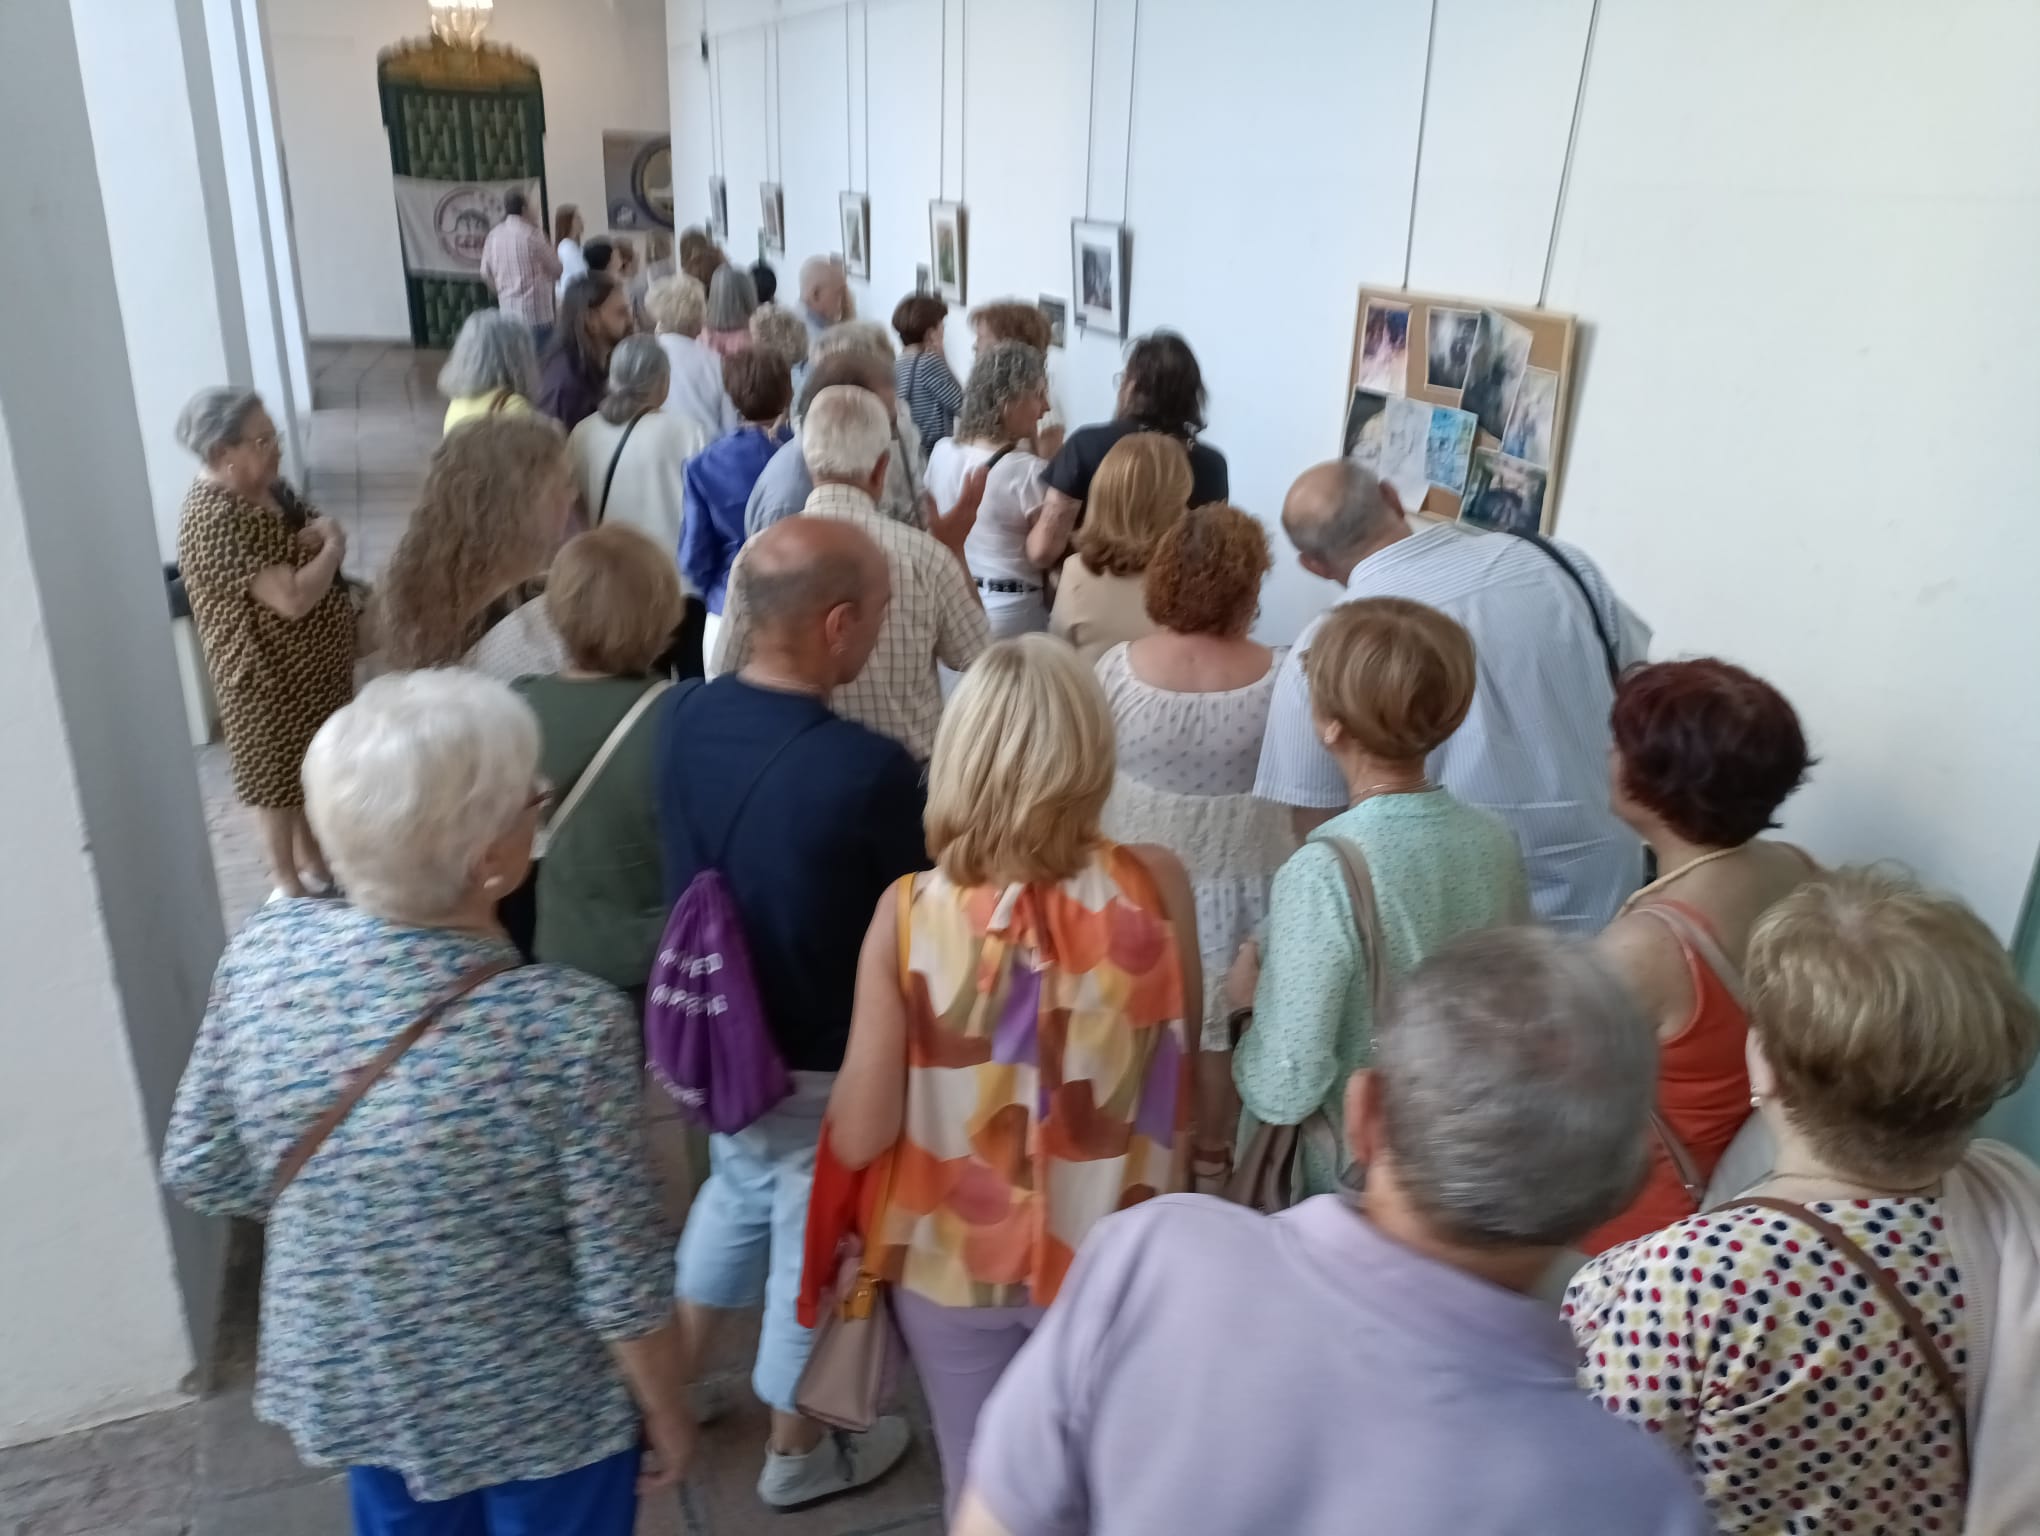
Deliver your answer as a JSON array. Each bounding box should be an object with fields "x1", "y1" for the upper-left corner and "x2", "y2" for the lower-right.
[{"x1": 1342, "y1": 287, "x2": 1578, "y2": 536}]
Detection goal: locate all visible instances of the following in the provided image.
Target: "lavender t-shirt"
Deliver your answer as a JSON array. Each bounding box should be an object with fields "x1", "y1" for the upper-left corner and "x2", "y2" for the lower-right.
[{"x1": 969, "y1": 1195, "x2": 1709, "y2": 1536}]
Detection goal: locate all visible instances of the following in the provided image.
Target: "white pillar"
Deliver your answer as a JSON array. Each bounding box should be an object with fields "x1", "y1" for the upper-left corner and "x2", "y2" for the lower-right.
[
  {"x1": 0, "y1": 0, "x2": 228, "y2": 1447},
  {"x1": 70, "y1": 0, "x2": 254, "y2": 557}
]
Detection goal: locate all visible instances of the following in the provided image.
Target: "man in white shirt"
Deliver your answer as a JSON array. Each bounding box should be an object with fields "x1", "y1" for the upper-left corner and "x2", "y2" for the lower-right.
[
  {"x1": 712, "y1": 386, "x2": 989, "y2": 761},
  {"x1": 1254, "y1": 460, "x2": 1648, "y2": 932}
]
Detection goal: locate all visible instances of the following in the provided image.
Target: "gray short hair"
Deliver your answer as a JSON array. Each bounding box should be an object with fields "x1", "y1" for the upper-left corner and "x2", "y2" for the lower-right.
[
  {"x1": 956, "y1": 341, "x2": 1047, "y2": 442},
  {"x1": 1291, "y1": 460, "x2": 1395, "y2": 561},
  {"x1": 801, "y1": 385, "x2": 891, "y2": 484},
  {"x1": 706, "y1": 265, "x2": 758, "y2": 331},
  {"x1": 645, "y1": 274, "x2": 706, "y2": 337},
  {"x1": 437, "y1": 311, "x2": 540, "y2": 404},
  {"x1": 303, "y1": 670, "x2": 539, "y2": 921},
  {"x1": 1375, "y1": 927, "x2": 1656, "y2": 1248},
  {"x1": 812, "y1": 320, "x2": 894, "y2": 364},
  {"x1": 599, "y1": 334, "x2": 670, "y2": 425},
  {"x1": 175, "y1": 387, "x2": 265, "y2": 464}
]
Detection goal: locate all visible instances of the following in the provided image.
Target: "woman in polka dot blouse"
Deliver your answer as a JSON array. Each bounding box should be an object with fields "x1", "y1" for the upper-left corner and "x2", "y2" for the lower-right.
[{"x1": 1564, "y1": 868, "x2": 2039, "y2": 1534}]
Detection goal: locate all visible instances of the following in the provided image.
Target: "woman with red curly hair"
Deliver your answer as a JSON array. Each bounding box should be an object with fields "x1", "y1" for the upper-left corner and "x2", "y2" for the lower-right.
[{"x1": 1581, "y1": 658, "x2": 1818, "y2": 1251}]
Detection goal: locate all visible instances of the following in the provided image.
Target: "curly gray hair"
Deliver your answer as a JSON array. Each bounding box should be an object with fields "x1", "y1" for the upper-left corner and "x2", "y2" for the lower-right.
[
  {"x1": 174, "y1": 386, "x2": 265, "y2": 465},
  {"x1": 955, "y1": 340, "x2": 1047, "y2": 443},
  {"x1": 437, "y1": 310, "x2": 540, "y2": 403}
]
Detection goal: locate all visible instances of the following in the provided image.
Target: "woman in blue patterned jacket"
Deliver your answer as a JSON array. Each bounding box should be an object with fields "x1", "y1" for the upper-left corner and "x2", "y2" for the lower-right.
[{"x1": 162, "y1": 668, "x2": 692, "y2": 1536}]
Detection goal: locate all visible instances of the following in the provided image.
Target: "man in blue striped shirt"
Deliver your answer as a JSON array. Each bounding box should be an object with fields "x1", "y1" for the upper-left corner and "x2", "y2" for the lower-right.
[{"x1": 1253, "y1": 460, "x2": 1648, "y2": 932}]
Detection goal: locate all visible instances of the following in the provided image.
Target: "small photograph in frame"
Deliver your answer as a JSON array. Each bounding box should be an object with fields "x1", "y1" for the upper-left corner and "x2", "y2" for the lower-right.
[
  {"x1": 929, "y1": 200, "x2": 968, "y2": 303},
  {"x1": 1071, "y1": 219, "x2": 1130, "y2": 338},
  {"x1": 708, "y1": 176, "x2": 728, "y2": 239},
  {"x1": 759, "y1": 182, "x2": 785, "y2": 254},
  {"x1": 1038, "y1": 296, "x2": 1068, "y2": 349},
  {"x1": 915, "y1": 263, "x2": 931, "y2": 295},
  {"x1": 839, "y1": 191, "x2": 870, "y2": 280}
]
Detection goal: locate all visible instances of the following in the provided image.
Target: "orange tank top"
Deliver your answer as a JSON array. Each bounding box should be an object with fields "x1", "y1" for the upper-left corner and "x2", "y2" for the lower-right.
[{"x1": 1581, "y1": 900, "x2": 1752, "y2": 1254}]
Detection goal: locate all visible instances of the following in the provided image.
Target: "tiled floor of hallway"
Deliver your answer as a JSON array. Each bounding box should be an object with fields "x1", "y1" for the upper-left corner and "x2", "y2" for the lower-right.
[{"x1": 1, "y1": 344, "x2": 945, "y2": 1536}]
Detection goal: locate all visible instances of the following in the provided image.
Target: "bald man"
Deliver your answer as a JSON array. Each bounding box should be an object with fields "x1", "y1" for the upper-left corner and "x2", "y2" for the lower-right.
[
  {"x1": 655, "y1": 516, "x2": 924, "y2": 1511},
  {"x1": 799, "y1": 254, "x2": 851, "y2": 338},
  {"x1": 1254, "y1": 459, "x2": 1651, "y2": 933}
]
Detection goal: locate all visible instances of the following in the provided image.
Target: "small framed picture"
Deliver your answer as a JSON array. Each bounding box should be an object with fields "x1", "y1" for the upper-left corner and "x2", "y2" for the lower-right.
[
  {"x1": 1038, "y1": 295, "x2": 1068, "y2": 349},
  {"x1": 928, "y1": 200, "x2": 968, "y2": 304},
  {"x1": 1071, "y1": 219, "x2": 1130, "y2": 338},
  {"x1": 915, "y1": 263, "x2": 931, "y2": 295},
  {"x1": 839, "y1": 191, "x2": 871, "y2": 279},
  {"x1": 759, "y1": 182, "x2": 785, "y2": 254},
  {"x1": 708, "y1": 175, "x2": 728, "y2": 239}
]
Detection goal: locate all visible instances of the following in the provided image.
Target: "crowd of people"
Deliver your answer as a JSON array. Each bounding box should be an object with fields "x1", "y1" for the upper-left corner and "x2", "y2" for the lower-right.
[{"x1": 158, "y1": 206, "x2": 2040, "y2": 1536}]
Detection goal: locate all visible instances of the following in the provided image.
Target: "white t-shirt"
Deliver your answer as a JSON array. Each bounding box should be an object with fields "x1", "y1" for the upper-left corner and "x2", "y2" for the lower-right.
[
  {"x1": 657, "y1": 332, "x2": 740, "y2": 438},
  {"x1": 924, "y1": 439, "x2": 1048, "y2": 592},
  {"x1": 555, "y1": 238, "x2": 587, "y2": 297},
  {"x1": 565, "y1": 409, "x2": 709, "y2": 590}
]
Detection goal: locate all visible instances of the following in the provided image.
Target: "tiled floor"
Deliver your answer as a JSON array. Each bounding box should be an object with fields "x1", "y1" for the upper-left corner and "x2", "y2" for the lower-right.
[{"x1": 1, "y1": 343, "x2": 943, "y2": 1536}]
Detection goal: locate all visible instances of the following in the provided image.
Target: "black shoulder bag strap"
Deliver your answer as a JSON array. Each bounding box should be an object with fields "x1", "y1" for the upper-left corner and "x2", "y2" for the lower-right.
[
  {"x1": 596, "y1": 412, "x2": 648, "y2": 526},
  {"x1": 986, "y1": 445, "x2": 1016, "y2": 472},
  {"x1": 1506, "y1": 530, "x2": 1618, "y2": 685}
]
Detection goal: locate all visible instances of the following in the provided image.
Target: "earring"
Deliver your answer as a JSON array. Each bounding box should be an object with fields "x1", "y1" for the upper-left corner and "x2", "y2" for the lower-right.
[
  {"x1": 1749, "y1": 1093, "x2": 1763, "y2": 1109},
  {"x1": 482, "y1": 875, "x2": 506, "y2": 895},
  {"x1": 1321, "y1": 729, "x2": 1337, "y2": 748}
]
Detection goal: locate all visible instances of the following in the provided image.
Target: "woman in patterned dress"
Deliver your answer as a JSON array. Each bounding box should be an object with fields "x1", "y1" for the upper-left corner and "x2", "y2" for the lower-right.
[
  {"x1": 374, "y1": 414, "x2": 576, "y2": 681},
  {"x1": 1226, "y1": 597, "x2": 1528, "y2": 1197},
  {"x1": 1565, "y1": 868, "x2": 2040, "y2": 1534},
  {"x1": 175, "y1": 387, "x2": 356, "y2": 897},
  {"x1": 827, "y1": 635, "x2": 1199, "y2": 1510},
  {"x1": 161, "y1": 670, "x2": 692, "y2": 1534}
]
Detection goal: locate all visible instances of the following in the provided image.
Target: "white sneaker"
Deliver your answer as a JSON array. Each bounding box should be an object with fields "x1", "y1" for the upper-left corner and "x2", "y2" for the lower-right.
[{"x1": 756, "y1": 1416, "x2": 911, "y2": 1510}]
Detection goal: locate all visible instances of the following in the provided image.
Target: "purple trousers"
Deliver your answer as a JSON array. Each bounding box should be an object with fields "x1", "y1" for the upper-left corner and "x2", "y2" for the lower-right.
[{"x1": 891, "y1": 1288, "x2": 1045, "y2": 1514}]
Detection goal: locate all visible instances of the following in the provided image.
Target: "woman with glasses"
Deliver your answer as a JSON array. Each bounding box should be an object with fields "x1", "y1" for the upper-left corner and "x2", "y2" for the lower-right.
[
  {"x1": 175, "y1": 386, "x2": 357, "y2": 898},
  {"x1": 162, "y1": 668, "x2": 694, "y2": 1535}
]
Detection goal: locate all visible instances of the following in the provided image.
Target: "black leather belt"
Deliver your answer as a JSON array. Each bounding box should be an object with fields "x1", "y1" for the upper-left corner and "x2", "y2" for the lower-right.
[{"x1": 975, "y1": 578, "x2": 1040, "y2": 595}]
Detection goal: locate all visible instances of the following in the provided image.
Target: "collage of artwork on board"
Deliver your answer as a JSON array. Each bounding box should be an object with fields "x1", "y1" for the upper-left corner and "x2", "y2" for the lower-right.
[{"x1": 1342, "y1": 289, "x2": 1576, "y2": 535}]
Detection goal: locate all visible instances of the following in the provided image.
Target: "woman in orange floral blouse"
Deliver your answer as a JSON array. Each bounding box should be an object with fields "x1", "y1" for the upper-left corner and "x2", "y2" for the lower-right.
[{"x1": 828, "y1": 635, "x2": 1199, "y2": 1510}]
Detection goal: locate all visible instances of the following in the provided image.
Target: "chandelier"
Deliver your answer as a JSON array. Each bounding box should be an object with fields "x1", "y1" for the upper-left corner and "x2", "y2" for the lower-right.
[{"x1": 429, "y1": 0, "x2": 494, "y2": 49}]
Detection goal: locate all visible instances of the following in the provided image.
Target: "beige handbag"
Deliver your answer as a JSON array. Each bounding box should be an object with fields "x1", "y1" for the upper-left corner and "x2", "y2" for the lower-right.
[
  {"x1": 1227, "y1": 836, "x2": 1385, "y2": 1213},
  {"x1": 792, "y1": 877, "x2": 913, "y2": 1432}
]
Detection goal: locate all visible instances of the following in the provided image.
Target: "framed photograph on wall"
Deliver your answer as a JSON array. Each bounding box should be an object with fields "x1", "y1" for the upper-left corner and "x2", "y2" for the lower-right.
[
  {"x1": 708, "y1": 175, "x2": 728, "y2": 239},
  {"x1": 760, "y1": 181, "x2": 785, "y2": 254},
  {"x1": 929, "y1": 200, "x2": 968, "y2": 303},
  {"x1": 1038, "y1": 295, "x2": 1068, "y2": 349},
  {"x1": 1071, "y1": 219, "x2": 1130, "y2": 338},
  {"x1": 839, "y1": 192, "x2": 871, "y2": 279}
]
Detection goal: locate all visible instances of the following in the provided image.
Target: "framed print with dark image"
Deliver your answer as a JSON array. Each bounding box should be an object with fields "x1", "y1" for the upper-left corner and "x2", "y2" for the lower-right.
[
  {"x1": 1038, "y1": 295, "x2": 1068, "y2": 349},
  {"x1": 1071, "y1": 219, "x2": 1129, "y2": 337},
  {"x1": 929, "y1": 200, "x2": 967, "y2": 303},
  {"x1": 708, "y1": 176, "x2": 728, "y2": 239},
  {"x1": 759, "y1": 181, "x2": 785, "y2": 254},
  {"x1": 839, "y1": 191, "x2": 870, "y2": 279}
]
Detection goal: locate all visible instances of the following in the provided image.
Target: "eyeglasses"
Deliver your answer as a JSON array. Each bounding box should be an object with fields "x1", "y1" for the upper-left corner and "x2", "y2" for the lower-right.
[
  {"x1": 526, "y1": 777, "x2": 557, "y2": 816},
  {"x1": 242, "y1": 432, "x2": 279, "y2": 451}
]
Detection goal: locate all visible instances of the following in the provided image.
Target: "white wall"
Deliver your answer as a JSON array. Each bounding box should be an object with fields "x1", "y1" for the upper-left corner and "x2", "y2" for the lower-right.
[
  {"x1": 265, "y1": 0, "x2": 669, "y2": 339},
  {"x1": 2, "y1": 0, "x2": 227, "y2": 1445},
  {"x1": 668, "y1": 0, "x2": 2040, "y2": 939}
]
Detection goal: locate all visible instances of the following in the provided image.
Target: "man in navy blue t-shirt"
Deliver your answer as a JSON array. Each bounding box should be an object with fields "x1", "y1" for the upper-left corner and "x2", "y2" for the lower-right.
[{"x1": 655, "y1": 516, "x2": 926, "y2": 1511}]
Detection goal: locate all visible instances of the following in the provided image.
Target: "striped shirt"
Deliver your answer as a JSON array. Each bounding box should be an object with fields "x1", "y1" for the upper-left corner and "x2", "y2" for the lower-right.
[
  {"x1": 896, "y1": 350, "x2": 963, "y2": 457},
  {"x1": 711, "y1": 482, "x2": 989, "y2": 760},
  {"x1": 478, "y1": 216, "x2": 560, "y2": 326},
  {"x1": 1253, "y1": 521, "x2": 1648, "y2": 933}
]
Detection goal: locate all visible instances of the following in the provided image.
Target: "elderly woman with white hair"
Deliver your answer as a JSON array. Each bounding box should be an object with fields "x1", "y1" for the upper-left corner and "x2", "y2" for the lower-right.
[
  {"x1": 175, "y1": 386, "x2": 355, "y2": 898},
  {"x1": 924, "y1": 341, "x2": 1073, "y2": 639},
  {"x1": 646, "y1": 273, "x2": 736, "y2": 437},
  {"x1": 439, "y1": 309, "x2": 541, "y2": 433},
  {"x1": 161, "y1": 669, "x2": 693, "y2": 1535}
]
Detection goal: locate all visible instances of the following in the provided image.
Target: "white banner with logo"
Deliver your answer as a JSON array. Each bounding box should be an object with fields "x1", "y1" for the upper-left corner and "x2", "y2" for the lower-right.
[{"x1": 391, "y1": 175, "x2": 541, "y2": 278}]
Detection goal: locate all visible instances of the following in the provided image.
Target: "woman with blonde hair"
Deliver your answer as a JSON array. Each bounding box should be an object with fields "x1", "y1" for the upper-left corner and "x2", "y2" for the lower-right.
[
  {"x1": 1049, "y1": 431, "x2": 1191, "y2": 663},
  {"x1": 1566, "y1": 867, "x2": 2040, "y2": 1535},
  {"x1": 375, "y1": 415, "x2": 576, "y2": 681},
  {"x1": 824, "y1": 634, "x2": 1199, "y2": 1510},
  {"x1": 924, "y1": 341, "x2": 1073, "y2": 639},
  {"x1": 1228, "y1": 598, "x2": 1528, "y2": 1197},
  {"x1": 511, "y1": 524, "x2": 684, "y2": 997}
]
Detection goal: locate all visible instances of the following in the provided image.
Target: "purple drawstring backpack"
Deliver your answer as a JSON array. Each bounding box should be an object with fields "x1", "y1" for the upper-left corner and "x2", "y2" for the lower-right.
[{"x1": 645, "y1": 694, "x2": 829, "y2": 1134}]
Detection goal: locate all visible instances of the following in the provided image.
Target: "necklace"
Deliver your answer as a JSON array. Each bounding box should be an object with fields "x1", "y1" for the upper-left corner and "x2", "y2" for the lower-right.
[
  {"x1": 740, "y1": 665, "x2": 828, "y2": 700},
  {"x1": 1758, "y1": 1168, "x2": 1941, "y2": 1200},
  {"x1": 1618, "y1": 845, "x2": 1743, "y2": 915},
  {"x1": 1352, "y1": 779, "x2": 1439, "y2": 804}
]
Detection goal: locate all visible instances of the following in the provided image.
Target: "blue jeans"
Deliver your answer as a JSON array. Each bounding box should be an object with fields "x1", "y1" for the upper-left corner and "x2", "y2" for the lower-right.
[
  {"x1": 348, "y1": 1446, "x2": 639, "y2": 1535},
  {"x1": 673, "y1": 1071, "x2": 833, "y2": 1411}
]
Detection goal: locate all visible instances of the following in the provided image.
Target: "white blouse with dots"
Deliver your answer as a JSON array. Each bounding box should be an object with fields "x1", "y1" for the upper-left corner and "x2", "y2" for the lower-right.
[{"x1": 1563, "y1": 1198, "x2": 1969, "y2": 1535}]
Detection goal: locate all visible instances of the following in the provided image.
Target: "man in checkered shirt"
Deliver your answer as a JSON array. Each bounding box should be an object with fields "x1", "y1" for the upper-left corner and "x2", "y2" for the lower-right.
[
  {"x1": 479, "y1": 190, "x2": 561, "y2": 347},
  {"x1": 711, "y1": 385, "x2": 989, "y2": 761}
]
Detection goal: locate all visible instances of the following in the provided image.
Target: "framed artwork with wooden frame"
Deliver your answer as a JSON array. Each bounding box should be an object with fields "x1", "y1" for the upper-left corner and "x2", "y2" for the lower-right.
[
  {"x1": 928, "y1": 200, "x2": 967, "y2": 303},
  {"x1": 1341, "y1": 286, "x2": 1578, "y2": 534}
]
